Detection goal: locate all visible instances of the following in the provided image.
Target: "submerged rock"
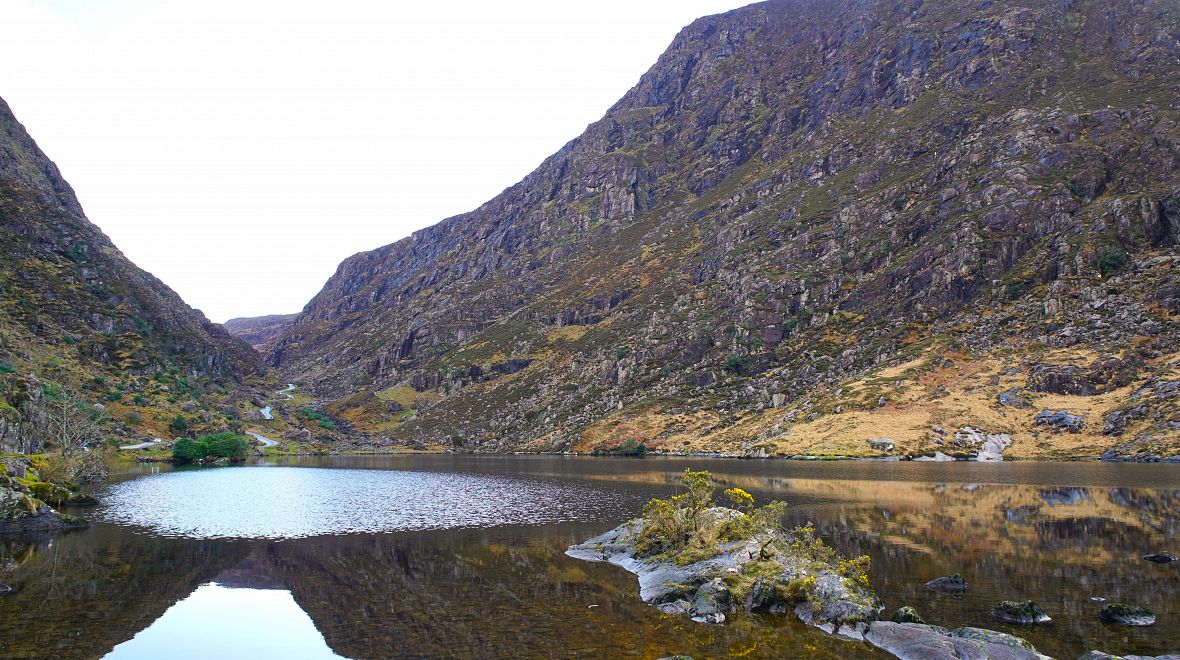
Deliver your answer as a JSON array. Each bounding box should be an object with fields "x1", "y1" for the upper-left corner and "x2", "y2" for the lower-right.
[
  {"x1": 925, "y1": 574, "x2": 968, "y2": 593},
  {"x1": 991, "y1": 600, "x2": 1051, "y2": 625},
  {"x1": 1142, "y1": 552, "x2": 1177, "y2": 564},
  {"x1": 891, "y1": 606, "x2": 925, "y2": 624},
  {"x1": 1098, "y1": 603, "x2": 1156, "y2": 626},
  {"x1": 864, "y1": 622, "x2": 1047, "y2": 660}
]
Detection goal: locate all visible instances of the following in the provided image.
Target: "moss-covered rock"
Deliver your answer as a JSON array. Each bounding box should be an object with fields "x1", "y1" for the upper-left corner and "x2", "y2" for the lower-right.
[
  {"x1": 0, "y1": 475, "x2": 88, "y2": 533},
  {"x1": 891, "y1": 606, "x2": 925, "y2": 624},
  {"x1": 568, "y1": 469, "x2": 881, "y2": 636},
  {"x1": 991, "y1": 600, "x2": 1051, "y2": 625},
  {"x1": 1098, "y1": 602, "x2": 1156, "y2": 626}
]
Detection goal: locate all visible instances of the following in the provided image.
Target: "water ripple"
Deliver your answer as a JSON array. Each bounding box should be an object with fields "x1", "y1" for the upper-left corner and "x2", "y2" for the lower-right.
[{"x1": 97, "y1": 467, "x2": 628, "y2": 540}]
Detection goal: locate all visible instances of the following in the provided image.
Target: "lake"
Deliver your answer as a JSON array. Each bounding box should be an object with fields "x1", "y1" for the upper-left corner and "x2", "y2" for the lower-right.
[{"x1": 0, "y1": 456, "x2": 1177, "y2": 659}]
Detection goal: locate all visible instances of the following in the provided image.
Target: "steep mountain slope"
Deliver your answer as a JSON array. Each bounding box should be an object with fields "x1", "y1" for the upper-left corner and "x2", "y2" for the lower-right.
[
  {"x1": 0, "y1": 97, "x2": 262, "y2": 451},
  {"x1": 272, "y1": 0, "x2": 1180, "y2": 459}
]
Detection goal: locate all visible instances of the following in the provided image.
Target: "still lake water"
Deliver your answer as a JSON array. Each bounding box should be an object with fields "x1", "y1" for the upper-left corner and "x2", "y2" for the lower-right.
[{"x1": 0, "y1": 456, "x2": 1177, "y2": 659}]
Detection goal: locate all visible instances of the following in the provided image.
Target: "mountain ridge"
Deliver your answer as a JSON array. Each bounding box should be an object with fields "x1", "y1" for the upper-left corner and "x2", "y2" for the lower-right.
[
  {"x1": 269, "y1": 0, "x2": 1180, "y2": 459},
  {"x1": 0, "y1": 96, "x2": 264, "y2": 452}
]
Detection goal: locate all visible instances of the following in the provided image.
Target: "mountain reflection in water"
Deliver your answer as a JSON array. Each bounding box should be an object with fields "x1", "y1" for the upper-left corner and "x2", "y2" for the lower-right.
[
  {"x1": 105, "y1": 582, "x2": 343, "y2": 660},
  {"x1": 0, "y1": 456, "x2": 1176, "y2": 659}
]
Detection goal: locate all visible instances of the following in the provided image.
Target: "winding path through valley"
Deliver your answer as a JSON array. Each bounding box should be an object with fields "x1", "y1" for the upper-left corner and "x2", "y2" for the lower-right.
[
  {"x1": 245, "y1": 432, "x2": 278, "y2": 447},
  {"x1": 118, "y1": 438, "x2": 164, "y2": 451},
  {"x1": 249, "y1": 384, "x2": 297, "y2": 447}
]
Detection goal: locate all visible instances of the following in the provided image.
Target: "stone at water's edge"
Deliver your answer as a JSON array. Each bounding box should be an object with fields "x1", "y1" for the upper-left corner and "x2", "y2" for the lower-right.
[
  {"x1": 863, "y1": 622, "x2": 1048, "y2": 660},
  {"x1": 1098, "y1": 603, "x2": 1156, "y2": 626},
  {"x1": 890, "y1": 606, "x2": 924, "y2": 624},
  {"x1": 991, "y1": 600, "x2": 1052, "y2": 625},
  {"x1": 0, "y1": 478, "x2": 89, "y2": 533}
]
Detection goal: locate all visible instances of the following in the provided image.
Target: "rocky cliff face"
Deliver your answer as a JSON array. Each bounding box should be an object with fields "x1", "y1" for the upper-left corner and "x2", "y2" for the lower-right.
[
  {"x1": 0, "y1": 97, "x2": 262, "y2": 452},
  {"x1": 271, "y1": 0, "x2": 1180, "y2": 459}
]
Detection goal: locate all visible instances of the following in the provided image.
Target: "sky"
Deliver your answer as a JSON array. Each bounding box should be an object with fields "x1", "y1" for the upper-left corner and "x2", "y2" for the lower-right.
[{"x1": 0, "y1": 0, "x2": 751, "y2": 322}]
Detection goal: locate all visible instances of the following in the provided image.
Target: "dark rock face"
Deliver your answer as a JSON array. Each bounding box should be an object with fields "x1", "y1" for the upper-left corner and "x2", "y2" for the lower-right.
[
  {"x1": 1142, "y1": 552, "x2": 1177, "y2": 564},
  {"x1": 1034, "y1": 410, "x2": 1086, "y2": 433},
  {"x1": 1028, "y1": 357, "x2": 1141, "y2": 396},
  {"x1": 266, "y1": 0, "x2": 1180, "y2": 455}
]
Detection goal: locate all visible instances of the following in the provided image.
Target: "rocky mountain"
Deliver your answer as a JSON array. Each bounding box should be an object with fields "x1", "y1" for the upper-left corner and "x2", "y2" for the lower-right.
[
  {"x1": 269, "y1": 0, "x2": 1180, "y2": 460},
  {"x1": 0, "y1": 97, "x2": 262, "y2": 452},
  {"x1": 224, "y1": 313, "x2": 298, "y2": 350}
]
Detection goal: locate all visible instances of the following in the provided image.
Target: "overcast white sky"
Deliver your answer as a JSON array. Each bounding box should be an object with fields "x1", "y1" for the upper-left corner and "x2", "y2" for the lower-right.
[{"x1": 0, "y1": 0, "x2": 751, "y2": 322}]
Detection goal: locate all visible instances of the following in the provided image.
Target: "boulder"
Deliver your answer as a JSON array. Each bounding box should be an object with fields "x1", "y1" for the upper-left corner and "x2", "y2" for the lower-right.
[
  {"x1": 998, "y1": 387, "x2": 1033, "y2": 409},
  {"x1": 991, "y1": 600, "x2": 1051, "y2": 624},
  {"x1": 925, "y1": 574, "x2": 968, "y2": 593},
  {"x1": 891, "y1": 606, "x2": 925, "y2": 624},
  {"x1": 1034, "y1": 410, "x2": 1085, "y2": 433},
  {"x1": 0, "y1": 477, "x2": 89, "y2": 533},
  {"x1": 864, "y1": 622, "x2": 1047, "y2": 660},
  {"x1": 1098, "y1": 603, "x2": 1156, "y2": 626},
  {"x1": 868, "y1": 438, "x2": 896, "y2": 452},
  {"x1": 950, "y1": 627, "x2": 1038, "y2": 651}
]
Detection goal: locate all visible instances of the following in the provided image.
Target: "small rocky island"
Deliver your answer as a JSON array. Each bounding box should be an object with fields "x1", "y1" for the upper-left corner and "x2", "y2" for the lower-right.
[{"x1": 569, "y1": 470, "x2": 1062, "y2": 660}]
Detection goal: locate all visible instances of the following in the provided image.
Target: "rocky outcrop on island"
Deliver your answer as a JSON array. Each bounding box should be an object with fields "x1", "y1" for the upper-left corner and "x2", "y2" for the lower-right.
[
  {"x1": 567, "y1": 470, "x2": 1052, "y2": 659},
  {"x1": 264, "y1": 0, "x2": 1180, "y2": 460}
]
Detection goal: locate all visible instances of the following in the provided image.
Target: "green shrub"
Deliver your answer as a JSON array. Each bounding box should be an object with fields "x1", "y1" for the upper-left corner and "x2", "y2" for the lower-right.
[
  {"x1": 204, "y1": 432, "x2": 248, "y2": 461},
  {"x1": 300, "y1": 407, "x2": 336, "y2": 430},
  {"x1": 1098, "y1": 248, "x2": 1128, "y2": 276},
  {"x1": 169, "y1": 415, "x2": 188, "y2": 433},
  {"x1": 723, "y1": 353, "x2": 751, "y2": 375},
  {"x1": 172, "y1": 432, "x2": 249, "y2": 463},
  {"x1": 171, "y1": 438, "x2": 206, "y2": 463},
  {"x1": 632, "y1": 469, "x2": 800, "y2": 566},
  {"x1": 617, "y1": 438, "x2": 647, "y2": 456},
  {"x1": 0, "y1": 362, "x2": 15, "y2": 374}
]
